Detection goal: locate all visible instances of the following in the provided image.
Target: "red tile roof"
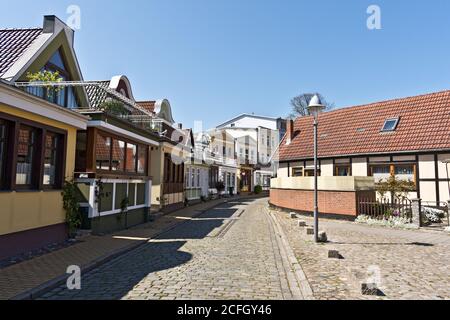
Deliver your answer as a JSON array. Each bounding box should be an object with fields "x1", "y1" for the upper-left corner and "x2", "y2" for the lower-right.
[
  {"x1": 136, "y1": 101, "x2": 156, "y2": 114},
  {"x1": 279, "y1": 90, "x2": 450, "y2": 161},
  {"x1": 0, "y1": 28, "x2": 43, "y2": 78}
]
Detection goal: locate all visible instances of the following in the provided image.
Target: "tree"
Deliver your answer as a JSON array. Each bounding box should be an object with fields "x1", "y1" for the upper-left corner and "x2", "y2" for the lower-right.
[
  {"x1": 288, "y1": 93, "x2": 334, "y2": 119},
  {"x1": 376, "y1": 175, "x2": 415, "y2": 202}
]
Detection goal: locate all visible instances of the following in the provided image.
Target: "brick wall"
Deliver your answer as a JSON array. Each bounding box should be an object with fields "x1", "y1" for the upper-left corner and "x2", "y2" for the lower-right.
[{"x1": 270, "y1": 188, "x2": 374, "y2": 217}]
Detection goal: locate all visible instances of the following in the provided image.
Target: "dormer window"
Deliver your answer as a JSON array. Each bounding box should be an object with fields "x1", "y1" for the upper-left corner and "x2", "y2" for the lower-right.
[{"x1": 381, "y1": 118, "x2": 400, "y2": 132}]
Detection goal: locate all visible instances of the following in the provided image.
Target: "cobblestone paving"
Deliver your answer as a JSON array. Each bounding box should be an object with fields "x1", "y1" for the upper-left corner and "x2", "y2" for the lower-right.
[
  {"x1": 273, "y1": 210, "x2": 450, "y2": 300},
  {"x1": 41, "y1": 199, "x2": 295, "y2": 300}
]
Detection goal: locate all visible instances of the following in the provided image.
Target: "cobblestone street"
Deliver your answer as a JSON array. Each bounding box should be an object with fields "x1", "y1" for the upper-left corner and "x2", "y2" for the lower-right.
[
  {"x1": 41, "y1": 198, "x2": 304, "y2": 300},
  {"x1": 38, "y1": 198, "x2": 450, "y2": 300}
]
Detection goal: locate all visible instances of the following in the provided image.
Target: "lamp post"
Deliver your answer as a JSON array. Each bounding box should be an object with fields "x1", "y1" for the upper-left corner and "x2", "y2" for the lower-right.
[{"x1": 307, "y1": 95, "x2": 326, "y2": 243}]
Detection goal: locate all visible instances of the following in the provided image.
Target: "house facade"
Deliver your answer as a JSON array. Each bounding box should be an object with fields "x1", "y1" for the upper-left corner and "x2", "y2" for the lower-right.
[
  {"x1": 69, "y1": 76, "x2": 160, "y2": 234},
  {"x1": 216, "y1": 114, "x2": 286, "y2": 192},
  {"x1": 0, "y1": 16, "x2": 89, "y2": 259},
  {"x1": 271, "y1": 90, "x2": 450, "y2": 217},
  {"x1": 137, "y1": 100, "x2": 191, "y2": 213},
  {"x1": 207, "y1": 129, "x2": 239, "y2": 195}
]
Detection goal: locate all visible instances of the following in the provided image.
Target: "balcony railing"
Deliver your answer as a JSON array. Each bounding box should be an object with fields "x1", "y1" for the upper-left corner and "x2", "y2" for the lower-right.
[{"x1": 14, "y1": 81, "x2": 165, "y2": 134}]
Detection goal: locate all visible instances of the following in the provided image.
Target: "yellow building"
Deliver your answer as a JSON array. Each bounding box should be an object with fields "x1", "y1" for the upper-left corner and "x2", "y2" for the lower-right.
[
  {"x1": 0, "y1": 16, "x2": 88, "y2": 259},
  {"x1": 137, "y1": 100, "x2": 193, "y2": 212}
]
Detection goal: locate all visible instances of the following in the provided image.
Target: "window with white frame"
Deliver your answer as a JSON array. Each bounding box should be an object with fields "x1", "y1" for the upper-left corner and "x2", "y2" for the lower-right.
[{"x1": 185, "y1": 167, "x2": 190, "y2": 188}]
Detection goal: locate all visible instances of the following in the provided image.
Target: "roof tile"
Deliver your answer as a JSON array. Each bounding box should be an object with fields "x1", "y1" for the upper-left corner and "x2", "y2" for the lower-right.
[
  {"x1": 279, "y1": 90, "x2": 450, "y2": 161},
  {"x1": 0, "y1": 28, "x2": 42, "y2": 77}
]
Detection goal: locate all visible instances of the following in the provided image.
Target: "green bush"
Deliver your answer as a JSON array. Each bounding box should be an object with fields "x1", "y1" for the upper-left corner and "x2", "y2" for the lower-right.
[{"x1": 254, "y1": 185, "x2": 263, "y2": 194}]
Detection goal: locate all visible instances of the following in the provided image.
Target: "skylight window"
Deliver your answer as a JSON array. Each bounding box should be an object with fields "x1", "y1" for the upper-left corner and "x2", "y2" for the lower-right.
[{"x1": 381, "y1": 118, "x2": 400, "y2": 132}]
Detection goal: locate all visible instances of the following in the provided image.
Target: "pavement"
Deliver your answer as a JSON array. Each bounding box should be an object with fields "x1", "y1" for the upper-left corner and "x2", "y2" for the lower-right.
[
  {"x1": 38, "y1": 198, "x2": 310, "y2": 300},
  {"x1": 0, "y1": 196, "x2": 260, "y2": 300},
  {"x1": 273, "y1": 209, "x2": 450, "y2": 300}
]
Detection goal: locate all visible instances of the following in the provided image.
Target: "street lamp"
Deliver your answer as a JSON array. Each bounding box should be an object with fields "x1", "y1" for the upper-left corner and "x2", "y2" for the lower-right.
[{"x1": 307, "y1": 94, "x2": 326, "y2": 243}]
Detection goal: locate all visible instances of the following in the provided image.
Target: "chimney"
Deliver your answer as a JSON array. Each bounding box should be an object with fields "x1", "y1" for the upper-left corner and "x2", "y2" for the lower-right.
[
  {"x1": 286, "y1": 119, "x2": 294, "y2": 145},
  {"x1": 177, "y1": 123, "x2": 183, "y2": 130},
  {"x1": 43, "y1": 15, "x2": 75, "y2": 45}
]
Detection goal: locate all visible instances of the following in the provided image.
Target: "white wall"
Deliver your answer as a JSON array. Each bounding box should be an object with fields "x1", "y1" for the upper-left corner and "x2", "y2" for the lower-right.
[
  {"x1": 352, "y1": 157, "x2": 368, "y2": 176},
  {"x1": 419, "y1": 155, "x2": 435, "y2": 179},
  {"x1": 278, "y1": 162, "x2": 289, "y2": 178},
  {"x1": 321, "y1": 160, "x2": 334, "y2": 176}
]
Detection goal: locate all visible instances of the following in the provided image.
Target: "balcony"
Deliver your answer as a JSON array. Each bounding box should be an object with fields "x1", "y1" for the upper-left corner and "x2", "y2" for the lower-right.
[{"x1": 14, "y1": 81, "x2": 163, "y2": 135}]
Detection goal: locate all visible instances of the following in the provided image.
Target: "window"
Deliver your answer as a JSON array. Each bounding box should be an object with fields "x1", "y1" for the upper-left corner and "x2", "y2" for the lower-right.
[
  {"x1": 0, "y1": 120, "x2": 8, "y2": 188},
  {"x1": 256, "y1": 173, "x2": 261, "y2": 186},
  {"x1": 191, "y1": 168, "x2": 195, "y2": 188},
  {"x1": 26, "y1": 49, "x2": 80, "y2": 109},
  {"x1": 197, "y1": 169, "x2": 200, "y2": 187},
  {"x1": 370, "y1": 164, "x2": 416, "y2": 185},
  {"x1": 267, "y1": 135, "x2": 270, "y2": 147},
  {"x1": 128, "y1": 183, "x2": 136, "y2": 207},
  {"x1": 186, "y1": 168, "x2": 190, "y2": 188},
  {"x1": 95, "y1": 133, "x2": 147, "y2": 175},
  {"x1": 112, "y1": 140, "x2": 125, "y2": 171},
  {"x1": 137, "y1": 145, "x2": 147, "y2": 174},
  {"x1": 75, "y1": 131, "x2": 87, "y2": 172},
  {"x1": 16, "y1": 125, "x2": 37, "y2": 186},
  {"x1": 126, "y1": 143, "x2": 137, "y2": 173},
  {"x1": 49, "y1": 50, "x2": 66, "y2": 69},
  {"x1": 381, "y1": 118, "x2": 400, "y2": 132},
  {"x1": 115, "y1": 183, "x2": 128, "y2": 210},
  {"x1": 96, "y1": 135, "x2": 111, "y2": 170},
  {"x1": 370, "y1": 165, "x2": 391, "y2": 182},
  {"x1": 99, "y1": 183, "x2": 113, "y2": 212},
  {"x1": 292, "y1": 167, "x2": 303, "y2": 177},
  {"x1": 136, "y1": 183, "x2": 146, "y2": 205},
  {"x1": 395, "y1": 164, "x2": 415, "y2": 183},
  {"x1": 263, "y1": 175, "x2": 271, "y2": 187},
  {"x1": 335, "y1": 165, "x2": 351, "y2": 177},
  {"x1": 0, "y1": 116, "x2": 66, "y2": 190},
  {"x1": 304, "y1": 169, "x2": 321, "y2": 177},
  {"x1": 43, "y1": 132, "x2": 62, "y2": 187}
]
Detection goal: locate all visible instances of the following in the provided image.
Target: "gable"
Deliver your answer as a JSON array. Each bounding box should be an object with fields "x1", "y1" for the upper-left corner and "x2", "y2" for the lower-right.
[{"x1": 0, "y1": 16, "x2": 89, "y2": 108}]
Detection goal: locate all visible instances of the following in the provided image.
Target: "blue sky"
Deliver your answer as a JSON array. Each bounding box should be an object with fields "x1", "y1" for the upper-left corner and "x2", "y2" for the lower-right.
[{"x1": 2, "y1": 0, "x2": 450, "y2": 129}]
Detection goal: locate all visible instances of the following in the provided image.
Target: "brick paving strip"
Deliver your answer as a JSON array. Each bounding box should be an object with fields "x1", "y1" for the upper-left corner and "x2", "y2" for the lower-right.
[
  {"x1": 0, "y1": 196, "x2": 261, "y2": 300},
  {"x1": 265, "y1": 208, "x2": 314, "y2": 300}
]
